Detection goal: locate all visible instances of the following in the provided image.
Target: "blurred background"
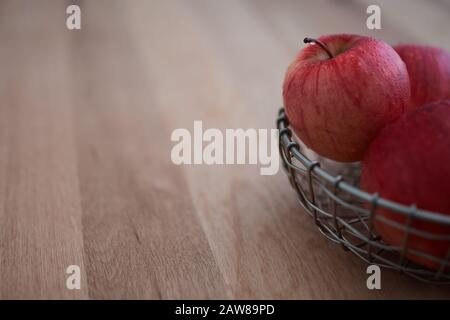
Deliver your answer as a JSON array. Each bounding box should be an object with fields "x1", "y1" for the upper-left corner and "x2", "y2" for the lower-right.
[{"x1": 0, "y1": 0, "x2": 449, "y2": 299}]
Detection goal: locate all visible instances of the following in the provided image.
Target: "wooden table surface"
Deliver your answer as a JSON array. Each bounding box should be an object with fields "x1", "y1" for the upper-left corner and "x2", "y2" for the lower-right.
[{"x1": 1, "y1": 0, "x2": 450, "y2": 299}]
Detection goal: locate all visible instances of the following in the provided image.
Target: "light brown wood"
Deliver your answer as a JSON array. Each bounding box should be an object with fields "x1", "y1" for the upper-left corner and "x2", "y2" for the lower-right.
[{"x1": 0, "y1": 0, "x2": 449, "y2": 299}]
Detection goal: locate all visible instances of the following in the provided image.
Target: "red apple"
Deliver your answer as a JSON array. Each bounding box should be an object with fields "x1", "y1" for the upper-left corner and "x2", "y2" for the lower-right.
[
  {"x1": 361, "y1": 100, "x2": 450, "y2": 270},
  {"x1": 394, "y1": 44, "x2": 450, "y2": 109},
  {"x1": 283, "y1": 34, "x2": 411, "y2": 162}
]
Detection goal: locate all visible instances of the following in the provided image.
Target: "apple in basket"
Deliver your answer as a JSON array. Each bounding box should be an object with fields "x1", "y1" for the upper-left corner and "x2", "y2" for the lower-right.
[
  {"x1": 394, "y1": 44, "x2": 450, "y2": 109},
  {"x1": 361, "y1": 100, "x2": 450, "y2": 270},
  {"x1": 283, "y1": 34, "x2": 411, "y2": 162}
]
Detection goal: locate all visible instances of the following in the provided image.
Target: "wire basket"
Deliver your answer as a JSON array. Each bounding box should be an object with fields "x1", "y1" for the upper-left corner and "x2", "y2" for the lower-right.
[{"x1": 277, "y1": 108, "x2": 450, "y2": 284}]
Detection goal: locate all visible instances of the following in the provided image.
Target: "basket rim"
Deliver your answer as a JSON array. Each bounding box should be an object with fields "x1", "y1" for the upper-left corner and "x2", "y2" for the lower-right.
[{"x1": 277, "y1": 107, "x2": 450, "y2": 227}]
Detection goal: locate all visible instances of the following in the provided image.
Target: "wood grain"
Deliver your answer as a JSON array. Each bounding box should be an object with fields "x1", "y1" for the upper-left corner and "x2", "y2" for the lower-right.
[{"x1": 0, "y1": 0, "x2": 449, "y2": 299}]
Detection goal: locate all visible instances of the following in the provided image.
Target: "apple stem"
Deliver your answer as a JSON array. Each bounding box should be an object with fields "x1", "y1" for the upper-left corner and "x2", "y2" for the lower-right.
[{"x1": 303, "y1": 37, "x2": 333, "y2": 59}]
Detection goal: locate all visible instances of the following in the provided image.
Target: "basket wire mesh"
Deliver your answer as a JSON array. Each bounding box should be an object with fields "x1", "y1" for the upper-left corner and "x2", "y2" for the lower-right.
[{"x1": 277, "y1": 108, "x2": 450, "y2": 284}]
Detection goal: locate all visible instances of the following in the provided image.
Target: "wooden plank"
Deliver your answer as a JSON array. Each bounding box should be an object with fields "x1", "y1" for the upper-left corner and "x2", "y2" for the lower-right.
[
  {"x1": 0, "y1": 0, "x2": 88, "y2": 299},
  {"x1": 69, "y1": 0, "x2": 228, "y2": 299}
]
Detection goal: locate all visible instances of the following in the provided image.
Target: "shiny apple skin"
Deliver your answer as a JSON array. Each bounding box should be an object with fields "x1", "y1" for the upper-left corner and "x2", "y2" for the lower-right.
[
  {"x1": 395, "y1": 44, "x2": 450, "y2": 109},
  {"x1": 361, "y1": 100, "x2": 450, "y2": 270},
  {"x1": 283, "y1": 34, "x2": 411, "y2": 162}
]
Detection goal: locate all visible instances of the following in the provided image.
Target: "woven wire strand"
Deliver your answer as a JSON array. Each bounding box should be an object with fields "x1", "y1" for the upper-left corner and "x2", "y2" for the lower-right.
[{"x1": 277, "y1": 108, "x2": 450, "y2": 284}]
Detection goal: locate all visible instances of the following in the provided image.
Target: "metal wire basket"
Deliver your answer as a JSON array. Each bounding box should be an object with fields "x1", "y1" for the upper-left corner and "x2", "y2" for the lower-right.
[{"x1": 277, "y1": 108, "x2": 450, "y2": 284}]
